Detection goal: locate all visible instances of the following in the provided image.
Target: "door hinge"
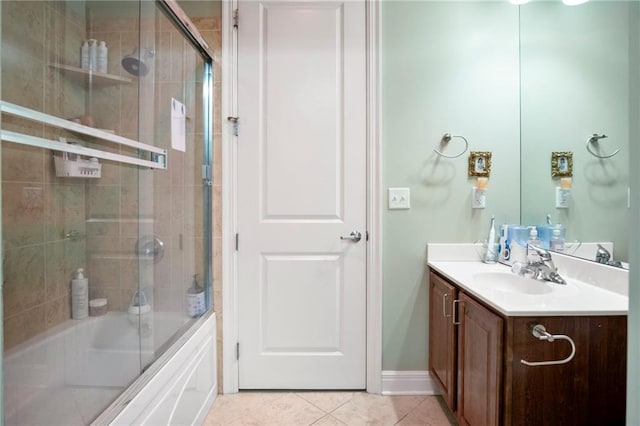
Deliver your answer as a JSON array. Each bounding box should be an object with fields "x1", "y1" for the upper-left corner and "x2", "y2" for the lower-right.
[
  {"x1": 235, "y1": 233, "x2": 239, "y2": 251},
  {"x1": 202, "y1": 164, "x2": 212, "y2": 186},
  {"x1": 227, "y1": 116, "x2": 239, "y2": 136},
  {"x1": 233, "y1": 9, "x2": 239, "y2": 28},
  {"x1": 236, "y1": 342, "x2": 240, "y2": 360},
  {"x1": 366, "y1": 231, "x2": 369, "y2": 241}
]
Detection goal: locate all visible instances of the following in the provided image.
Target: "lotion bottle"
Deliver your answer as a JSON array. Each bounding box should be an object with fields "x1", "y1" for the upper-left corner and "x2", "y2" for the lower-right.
[
  {"x1": 71, "y1": 268, "x2": 89, "y2": 319},
  {"x1": 97, "y1": 41, "x2": 108, "y2": 73}
]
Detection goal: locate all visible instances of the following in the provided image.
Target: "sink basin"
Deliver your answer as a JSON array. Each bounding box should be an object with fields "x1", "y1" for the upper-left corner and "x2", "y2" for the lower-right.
[{"x1": 472, "y1": 272, "x2": 553, "y2": 295}]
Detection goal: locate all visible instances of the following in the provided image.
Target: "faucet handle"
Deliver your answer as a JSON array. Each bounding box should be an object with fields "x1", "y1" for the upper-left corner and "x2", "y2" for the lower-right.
[{"x1": 511, "y1": 261, "x2": 527, "y2": 276}]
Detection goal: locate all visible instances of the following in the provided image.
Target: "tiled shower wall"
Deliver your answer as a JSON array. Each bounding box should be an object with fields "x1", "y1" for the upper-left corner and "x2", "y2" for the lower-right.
[{"x1": 2, "y1": 1, "x2": 87, "y2": 350}]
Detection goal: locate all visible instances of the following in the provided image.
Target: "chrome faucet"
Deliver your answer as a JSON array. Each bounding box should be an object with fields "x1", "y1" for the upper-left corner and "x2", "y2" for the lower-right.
[
  {"x1": 595, "y1": 244, "x2": 623, "y2": 268},
  {"x1": 511, "y1": 245, "x2": 567, "y2": 284}
]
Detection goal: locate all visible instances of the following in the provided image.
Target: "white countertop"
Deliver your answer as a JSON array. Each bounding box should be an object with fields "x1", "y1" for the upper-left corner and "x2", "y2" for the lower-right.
[{"x1": 427, "y1": 244, "x2": 628, "y2": 317}]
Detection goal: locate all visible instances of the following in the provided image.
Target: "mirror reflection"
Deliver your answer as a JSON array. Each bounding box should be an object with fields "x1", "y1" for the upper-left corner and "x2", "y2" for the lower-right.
[{"x1": 519, "y1": 1, "x2": 634, "y2": 266}]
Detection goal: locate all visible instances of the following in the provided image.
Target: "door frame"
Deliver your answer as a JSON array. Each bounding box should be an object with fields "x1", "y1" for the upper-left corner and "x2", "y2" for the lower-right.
[{"x1": 220, "y1": 0, "x2": 382, "y2": 394}]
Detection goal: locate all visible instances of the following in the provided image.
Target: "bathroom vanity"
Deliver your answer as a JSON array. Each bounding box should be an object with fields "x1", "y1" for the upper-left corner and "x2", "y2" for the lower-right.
[{"x1": 428, "y1": 257, "x2": 627, "y2": 426}]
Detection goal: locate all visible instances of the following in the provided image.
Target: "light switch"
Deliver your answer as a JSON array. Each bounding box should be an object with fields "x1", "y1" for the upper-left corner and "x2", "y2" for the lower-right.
[{"x1": 388, "y1": 187, "x2": 410, "y2": 209}]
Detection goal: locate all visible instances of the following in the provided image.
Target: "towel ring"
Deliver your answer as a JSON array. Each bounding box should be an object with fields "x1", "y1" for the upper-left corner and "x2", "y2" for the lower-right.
[
  {"x1": 586, "y1": 133, "x2": 619, "y2": 159},
  {"x1": 433, "y1": 133, "x2": 468, "y2": 159},
  {"x1": 520, "y1": 324, "x2": 576, "y2": 367}
]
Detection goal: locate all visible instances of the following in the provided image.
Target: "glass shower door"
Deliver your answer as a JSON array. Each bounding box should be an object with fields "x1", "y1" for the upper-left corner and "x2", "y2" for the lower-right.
[{"x1": 0, "y1": 1, "x2": 213, "y2": 423}]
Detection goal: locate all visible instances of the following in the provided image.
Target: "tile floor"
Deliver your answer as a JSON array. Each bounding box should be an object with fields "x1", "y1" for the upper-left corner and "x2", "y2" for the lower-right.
[{"x1": 203, "y1": 391, "x2": 457, "y2": 426}]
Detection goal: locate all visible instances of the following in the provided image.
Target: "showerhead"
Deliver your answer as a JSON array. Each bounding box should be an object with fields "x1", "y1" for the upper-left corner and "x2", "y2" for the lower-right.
[{"x1": 121, "y1": 48, "x2": 155, "y2": 77}]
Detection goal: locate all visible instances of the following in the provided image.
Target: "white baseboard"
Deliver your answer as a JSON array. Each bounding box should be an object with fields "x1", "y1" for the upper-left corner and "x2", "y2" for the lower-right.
[{"x1": 381, "y1": 371, "x2": 440, "y2": 395}]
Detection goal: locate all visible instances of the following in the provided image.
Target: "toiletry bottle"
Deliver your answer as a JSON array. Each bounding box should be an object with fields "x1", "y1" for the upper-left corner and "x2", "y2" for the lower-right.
[
  {"x1": 81, "y1": 41, "x2": 89, "y2": 70},
  {"x1": 550, "y1": 228, "x2": 565, "y2": 252},
  {"x1": 97, "y1": 41, "x2": 108, "y2": 73},
  {"x1": 71, "y1": 268, "x2": 89, "y2": 319},
  {"x1": 88, "y1": 39, "x2": 98, "y2": 71},
  {"x1": 186, "y1": 274, "x2": 205, "y2": 317},
  {"x1": 527, "y1": 228, "x2": 543, "y2": 263},
  {"x1": 484, "y1": 215, "x2": 497, "y2": 263}
]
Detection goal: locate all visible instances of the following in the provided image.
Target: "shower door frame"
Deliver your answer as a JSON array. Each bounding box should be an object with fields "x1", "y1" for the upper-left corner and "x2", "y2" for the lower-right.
[{"x1": 220, "y1": 0, "x2": 383, "y2": 394}]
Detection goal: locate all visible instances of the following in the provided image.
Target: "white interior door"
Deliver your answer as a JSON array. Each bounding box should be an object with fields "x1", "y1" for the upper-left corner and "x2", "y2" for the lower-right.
[{"x1": 237, "y1": 0, "x2": 367, "y2": 389}]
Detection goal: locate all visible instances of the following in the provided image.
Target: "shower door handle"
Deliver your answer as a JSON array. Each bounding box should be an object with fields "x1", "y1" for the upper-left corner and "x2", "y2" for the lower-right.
[{"x1": 340, "y1": 231, "x2": 362, "y2": 243}]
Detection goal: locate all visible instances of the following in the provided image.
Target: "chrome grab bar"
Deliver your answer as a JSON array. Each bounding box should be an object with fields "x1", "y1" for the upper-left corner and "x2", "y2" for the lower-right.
[
  {"x1": 520, "y1": 324, "x2": 576, "y2": 367},
  {"x1": 1, "y1": 101, "x2": 167, "y2": 169}
]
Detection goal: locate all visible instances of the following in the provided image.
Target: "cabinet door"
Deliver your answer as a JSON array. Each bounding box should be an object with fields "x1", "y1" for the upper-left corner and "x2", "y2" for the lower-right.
[
  {"x1": 428, "y1": 271, "x2": 457, "y2": 409},
  {"x1": 505, "y1": 316, "x2": 626, "y2": 426},
  {"x1": 457, "y1": 292, "x2": 503, "y2": 426}
]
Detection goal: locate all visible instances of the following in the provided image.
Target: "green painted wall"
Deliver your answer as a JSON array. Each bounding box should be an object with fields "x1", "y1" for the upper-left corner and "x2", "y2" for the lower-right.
[{"x1": 382, "y1": 1, "x2": 520, "y2": 370}]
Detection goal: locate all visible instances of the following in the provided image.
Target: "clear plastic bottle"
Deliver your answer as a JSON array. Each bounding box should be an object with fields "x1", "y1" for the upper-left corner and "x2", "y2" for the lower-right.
[
  {"x1": 550, "y1": 228, "x2": 565, "y2": 252},
  {"x1": 81, "y1": 41, "x2": 89, "y2": 69},
  {"x1": 97, "y1": 41, "x2": 108, "y2": 73},
  {"x1": 526, "y1": 228, "x2": 543, "y2": 262}
]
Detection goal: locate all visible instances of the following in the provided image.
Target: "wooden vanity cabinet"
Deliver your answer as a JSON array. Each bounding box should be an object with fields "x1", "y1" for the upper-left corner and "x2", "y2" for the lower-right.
[
  {"x1": 457, "y1": 292, "x2": 503, "y2": 426},
  {"x1": 428, "y1": 272, "x2": 458, "y2": 408},
  {"x1": 429, "y1": 269, "x2": 627, "y2": 426}
]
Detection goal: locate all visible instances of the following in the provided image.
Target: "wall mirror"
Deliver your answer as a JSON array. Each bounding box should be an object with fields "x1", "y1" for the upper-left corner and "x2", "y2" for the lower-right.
[{"x1": 519, "y1": 1, "x2": 635, "y2": 265}]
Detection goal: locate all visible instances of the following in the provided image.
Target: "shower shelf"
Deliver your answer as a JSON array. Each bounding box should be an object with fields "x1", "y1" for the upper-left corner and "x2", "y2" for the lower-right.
[{"x1": 49, "y1": 63, "x2": 133, "y2": 86}]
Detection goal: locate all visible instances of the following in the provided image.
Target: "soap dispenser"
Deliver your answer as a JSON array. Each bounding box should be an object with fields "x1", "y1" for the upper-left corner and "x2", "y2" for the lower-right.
[
  {"x1": 71, "y1": 268, "x2": 89, "y2": 319},
  {"x1": 527, "y1": 228, "x2": 543, "y2": 262},
  {"x1": 186, "y1": 274, "x2": 205, "y2": 317}
]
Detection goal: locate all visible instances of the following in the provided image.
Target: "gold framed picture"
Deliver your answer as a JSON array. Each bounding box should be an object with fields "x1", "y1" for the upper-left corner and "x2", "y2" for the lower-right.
[
  {"x1": 551, "y1": 151, "x2": 573, "y2": 177},
  {"x1": 468, "y1": 151, "x2": 492, "y2": 177}
]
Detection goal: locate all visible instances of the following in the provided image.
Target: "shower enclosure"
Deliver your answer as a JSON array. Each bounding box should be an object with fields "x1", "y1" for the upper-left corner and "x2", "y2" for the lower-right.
[{"x1": 0, "y1": 0, "x2": 215, "y2": 423}]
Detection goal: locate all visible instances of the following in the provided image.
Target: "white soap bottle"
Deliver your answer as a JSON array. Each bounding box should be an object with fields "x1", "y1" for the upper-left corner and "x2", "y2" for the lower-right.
[
  {"x1": 81, "y1": 41, "x2": 89, "y2": 69},
  {"x1": 97, "y1": 41, "x2": 108, "y2": 73},
  {"x1": 88, "y1": 39, "x2": 98, "y2": 71},
  {"x1": 71, "y1": 268, "x2": 89, "y2": 319}
]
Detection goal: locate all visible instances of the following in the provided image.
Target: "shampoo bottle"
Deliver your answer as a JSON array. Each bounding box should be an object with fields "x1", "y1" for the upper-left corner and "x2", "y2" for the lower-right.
[
  {"x1": 71, "y1": 268, "x2": 89, "y2": 319},
  {"x1": 97, "y1": 41, "x2": 108, "y2": 73},
  {"x1": 186, "y1": 274, "x2": 205, "y2": 317}
]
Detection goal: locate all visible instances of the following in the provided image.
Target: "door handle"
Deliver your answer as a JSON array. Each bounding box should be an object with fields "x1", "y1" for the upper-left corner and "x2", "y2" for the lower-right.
[
  {"x1": 340, "y1": 231, "x2": 362, "y2": 243},
  {"x1": 443, "y1": 294, "x2": 451, "y2": 318}
]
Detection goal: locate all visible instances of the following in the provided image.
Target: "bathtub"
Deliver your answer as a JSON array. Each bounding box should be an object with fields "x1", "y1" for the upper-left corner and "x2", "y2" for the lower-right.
[{"x1": 4, "y1": 311, "x2": 217, "y2": 425}]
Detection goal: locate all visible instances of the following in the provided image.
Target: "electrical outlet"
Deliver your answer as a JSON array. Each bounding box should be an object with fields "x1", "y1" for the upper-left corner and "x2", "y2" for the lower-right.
[
  {"x1": 472, "y1": 188, "x2": 486, "y2": 209},
  {"x1": 556, "y1": 187, "x2": 571, "y2": 209},
  {"x1": 388, "y1": 187, "x2": 410, "y2": 209}
]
